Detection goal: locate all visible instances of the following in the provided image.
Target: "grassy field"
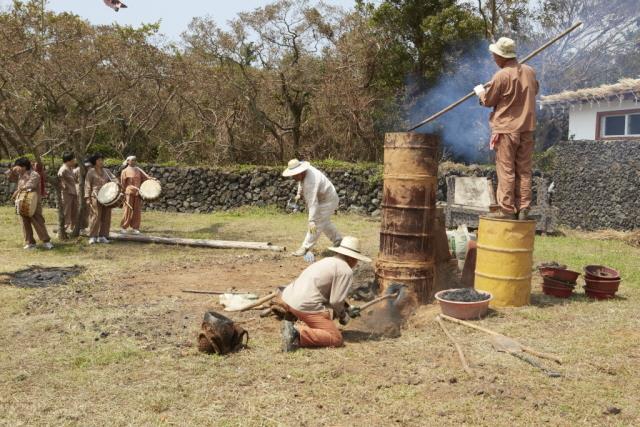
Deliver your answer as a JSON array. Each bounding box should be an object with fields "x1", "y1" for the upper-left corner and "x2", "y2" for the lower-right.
[{"x1": 0, "y1": 206, "x2": 639, "y2": 426}]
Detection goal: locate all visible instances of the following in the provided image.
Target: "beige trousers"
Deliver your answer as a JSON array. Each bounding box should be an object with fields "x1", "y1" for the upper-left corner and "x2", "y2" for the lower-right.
[
  {"x1": 21, "y1": 203, "x2": 50, "y2": 244},
  {"x1": 495, "y1": 132, "x2": 535, "y2": 214},
  {"x1": 61, "y1": 192, "x2": 78, "y2": 230},
  {"x1": 88, "y1": 198, "x2": 112, "y2": 238},
  {"x1": 121, "y1": 193, "x2": 142, "y2": 229}
]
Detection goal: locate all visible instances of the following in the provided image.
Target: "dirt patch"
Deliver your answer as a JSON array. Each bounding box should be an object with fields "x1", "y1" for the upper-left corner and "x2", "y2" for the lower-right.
[{"x1": 1, "y1": 265, "x2": 85, "y2": 288}]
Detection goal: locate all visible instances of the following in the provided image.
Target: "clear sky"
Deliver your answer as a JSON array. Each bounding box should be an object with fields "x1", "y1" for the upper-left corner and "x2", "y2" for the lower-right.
[{"x1": 0, "y1": 0, "x2": 357, "y2": 40}]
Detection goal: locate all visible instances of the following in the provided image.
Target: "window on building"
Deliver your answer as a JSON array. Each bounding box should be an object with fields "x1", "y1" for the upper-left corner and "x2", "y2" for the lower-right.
[{"x1": 600, "y1": 112, "x2": 640, "y2": 137}]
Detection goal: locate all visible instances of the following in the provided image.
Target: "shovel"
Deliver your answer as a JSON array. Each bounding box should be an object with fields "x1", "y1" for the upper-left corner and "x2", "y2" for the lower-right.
[
  {"x1": 440, "y1": 314, "x2": 562, "y2": 364},
  {"x1": 490, "y1": 335, "x2": 562, "y2": 378}
]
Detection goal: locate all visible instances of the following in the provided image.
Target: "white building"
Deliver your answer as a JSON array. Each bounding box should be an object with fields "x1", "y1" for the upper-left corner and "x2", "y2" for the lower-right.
[{"x1": 540, "y1": 78, "x2": 640, "y2": 140}]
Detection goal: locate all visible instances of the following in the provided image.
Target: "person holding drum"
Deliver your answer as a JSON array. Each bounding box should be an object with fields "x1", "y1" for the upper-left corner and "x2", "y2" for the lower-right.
[
  {"x1": 7, "y1": 158, "x2": 53, "y2": 250},
  {"x1": 57, "y1": 152, "x2": 78, "y2": 232},
  {"x1": 85, "y1": 153, "x2": 119, "y2": 244},
  {"x1": 119, "y1": 155, "x2": 157, "y2": 234}
]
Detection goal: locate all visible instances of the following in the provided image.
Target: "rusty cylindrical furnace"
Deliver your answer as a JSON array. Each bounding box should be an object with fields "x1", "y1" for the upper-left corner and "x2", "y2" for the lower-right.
[{"x1": 376, "y1": 132, "x2": 439, "y2": 303}]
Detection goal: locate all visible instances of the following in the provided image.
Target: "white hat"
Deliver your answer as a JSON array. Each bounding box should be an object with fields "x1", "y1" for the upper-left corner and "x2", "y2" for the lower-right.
[
  {"x1": 328, "y1": 236, "x2": 372, "y2": 263},
  {"x1": 282, "y1": 158, "x2": 310, "y2": 177},
  {"x1": 123, "y1": 155, "x2": 136, "y2": 166},
  {"x1": 489, "y1": 37, "x2": 517, "y2": 59}
]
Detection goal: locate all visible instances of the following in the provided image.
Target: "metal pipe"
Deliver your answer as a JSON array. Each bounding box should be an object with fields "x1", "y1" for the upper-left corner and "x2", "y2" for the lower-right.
[{"x1": 407, "y1": 21, "x2": 583, "y2": 131}]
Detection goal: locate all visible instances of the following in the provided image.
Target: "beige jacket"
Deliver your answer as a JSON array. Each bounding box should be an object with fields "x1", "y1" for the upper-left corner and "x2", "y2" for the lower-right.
[
  {"x1": 480, "y1": 59, "x2": 539, "y2": 133},
  {"x1": 281, "y1": 256, "x2": 353, "y2": 318}
]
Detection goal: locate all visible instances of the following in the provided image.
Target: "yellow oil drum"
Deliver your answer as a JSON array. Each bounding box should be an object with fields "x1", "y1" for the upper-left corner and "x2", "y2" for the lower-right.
[{"x1": 474, "y1": 216, "x2": 536, "y2": 307}]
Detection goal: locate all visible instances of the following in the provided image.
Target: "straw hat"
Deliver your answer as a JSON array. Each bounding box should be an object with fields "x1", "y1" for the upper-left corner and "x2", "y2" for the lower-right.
[
  {"x1": 282, "y1": 159, "x2": 310, "y2": 177},
  {"x1": 328, "y1": 236, "x2": 372, "y2": 263},
  {"x1": 489, "y1": 37, "x2": 517, "y2": 59}
]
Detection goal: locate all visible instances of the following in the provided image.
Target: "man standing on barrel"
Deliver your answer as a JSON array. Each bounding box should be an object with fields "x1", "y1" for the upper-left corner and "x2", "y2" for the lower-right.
[{"x1": 474, "y1": 37, "x2": 539, "y2": 220}]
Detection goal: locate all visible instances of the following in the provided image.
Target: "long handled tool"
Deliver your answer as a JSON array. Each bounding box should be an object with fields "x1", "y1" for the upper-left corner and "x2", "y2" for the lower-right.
[
  {"x1": 226, "y1": 291, "x2": 279, "y2": 313},
  {"x1": 490, "y1": 335, "x2": 561, "y2": 378},
  {"x1": 440, "y1": 314, "x2": 562, "y2": 364},
  {"x1": 436, "y1": 315, "x2": 474, "y2": 376},
  {"x1": 407, "y1": 21, "x2": 583, "y2": 131},
  {"x1": 181, "y1": 289, "x2": 250, "y2": 295},
  {"x1": 359, "y1": 292, "x2": 399, "y2": 311}
]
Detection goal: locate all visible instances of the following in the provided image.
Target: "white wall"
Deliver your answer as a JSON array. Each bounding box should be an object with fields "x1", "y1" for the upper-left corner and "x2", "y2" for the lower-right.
[{"x1": 567, "y1": 99, "x2": 640, "y2": 140}]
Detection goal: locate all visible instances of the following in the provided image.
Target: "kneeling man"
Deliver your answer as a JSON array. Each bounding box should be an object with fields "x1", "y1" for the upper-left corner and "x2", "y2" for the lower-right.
[{"x1": 280, "y1": 236, "x2": 371, "y2": 352}]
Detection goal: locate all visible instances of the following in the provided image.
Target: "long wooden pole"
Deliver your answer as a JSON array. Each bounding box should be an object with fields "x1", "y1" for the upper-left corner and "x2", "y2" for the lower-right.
[
  {"x1": 225, "y1": 291, "x2": 280, "y2": 313},
  {"x1": 436, "y1": 315, "x2": 474, "y2": 376},
  {"x1": 440, "y1": 314, "x2": 562, "y2": 364},
  {"x1": 359, "y1": 292, "x2": 398, "y2": 311},
  {"x1": 407, "y1": 21, "x2": 583, "y2": 131},
  {"x1": 106, "y1": 232, "x2": 285, "y2": 252}
]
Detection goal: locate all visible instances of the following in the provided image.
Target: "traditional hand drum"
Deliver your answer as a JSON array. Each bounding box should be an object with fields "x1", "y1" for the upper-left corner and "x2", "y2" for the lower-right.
[
  {"x1": 139, "y1": 179, "x2": 161, "y2": 201},
  {"x1": 15, "y1": 190, "x2": 39, "y2": 217},
  {"x1": 97, "y1": 182, "x2": 123, "y2": 207}
]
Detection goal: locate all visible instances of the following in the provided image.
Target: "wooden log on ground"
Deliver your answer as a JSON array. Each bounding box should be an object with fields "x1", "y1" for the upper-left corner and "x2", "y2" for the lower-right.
[{"x1": 107, "y1": 232, "x2": 285, "y2": 252}]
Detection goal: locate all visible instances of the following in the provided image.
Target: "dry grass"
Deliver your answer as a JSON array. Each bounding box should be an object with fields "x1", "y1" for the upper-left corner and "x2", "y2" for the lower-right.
[{"x1": 0, "y1": 206, "x2": 639, "y2": 426}]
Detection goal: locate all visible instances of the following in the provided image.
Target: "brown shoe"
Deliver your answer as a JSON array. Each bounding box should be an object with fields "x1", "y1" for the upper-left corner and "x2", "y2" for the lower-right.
[{"x1": 486, "y1": 211, "x2": 516, "y2": 220}]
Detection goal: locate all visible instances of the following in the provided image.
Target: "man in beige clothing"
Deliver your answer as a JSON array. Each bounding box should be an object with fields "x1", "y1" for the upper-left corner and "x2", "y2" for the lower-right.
[
  {"x1": 6, "y1": 158, "x2": 53, "y2": 250},
  {"x1": 84, "y1": 153, "x2": 118, "y2": 244},
  {"x1": 474, "y1": 37, "x2": 539, "y2": 220},
  {"x1": 280, "y1": 236, "x2": 371, "y2": 352},
  {"x1": 57, "y1": 152, "x2": 78, "y2": 232}
]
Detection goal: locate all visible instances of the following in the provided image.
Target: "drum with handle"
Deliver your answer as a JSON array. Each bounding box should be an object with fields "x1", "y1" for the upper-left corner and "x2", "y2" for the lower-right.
[
  {"x1": 14, "y1": 190, "x2": 39, "y2": 217},
  {"x1": 97, "y1": 182, "x2": 123, "y2": 207},
  {"x1": 139, "y1": 179, "x2": 162, "y2": 201}
]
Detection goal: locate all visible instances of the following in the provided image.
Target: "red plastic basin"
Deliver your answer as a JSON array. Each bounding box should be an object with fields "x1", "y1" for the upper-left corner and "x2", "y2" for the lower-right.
[
  {"x1": 584, "y1": 287, "x2": 616, "y2": 300},
  {"x1": 542, "y1": 283, "x2": 574, "y2": 298},
  {"x1": 584, "y1": 265, "x2": 620, "y2": 280},
  {"x1": 542, "y1": 276, "x2": 577, "y2": 288},
  {"x1": 435, "y1": 290, "x2": 492, "y2": 320},
  {"x1": 584, "y1": 277, "x2": 621, "y2": 293},
  {"x1": 540, "y1": 267, "x2": 580, "y2": 283}
]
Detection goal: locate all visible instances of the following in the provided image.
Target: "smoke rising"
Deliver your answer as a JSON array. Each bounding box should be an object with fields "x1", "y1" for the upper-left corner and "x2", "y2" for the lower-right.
[{"x1": 406, "y1": 40, "x2": 496, "y2": 164}]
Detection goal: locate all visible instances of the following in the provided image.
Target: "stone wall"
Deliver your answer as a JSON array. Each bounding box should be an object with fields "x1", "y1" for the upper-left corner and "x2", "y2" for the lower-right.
[
  {"x1": 4, "y1": 141, "x2": 635, "y2": 231},
  {"x1": 1, "y1": 162, "x2": 500, "y2": 215},
  {"x1": 549, "y1": 139, "x2": 640, "y2": 230}
]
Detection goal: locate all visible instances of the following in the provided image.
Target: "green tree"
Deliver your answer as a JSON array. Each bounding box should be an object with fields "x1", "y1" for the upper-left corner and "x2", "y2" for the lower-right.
[{"x1": 356, "y1": 0, "x2": 485, "y2": 90}]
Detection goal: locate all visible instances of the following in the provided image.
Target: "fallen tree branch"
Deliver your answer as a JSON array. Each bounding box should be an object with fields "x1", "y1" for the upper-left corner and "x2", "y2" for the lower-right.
[{"x1": 106, "y1": 232, "x2": 285, "y2": 252}]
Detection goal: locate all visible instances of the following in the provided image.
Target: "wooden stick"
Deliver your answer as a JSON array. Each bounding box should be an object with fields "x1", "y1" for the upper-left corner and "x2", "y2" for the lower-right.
[
  {"x1": 226, "y1": 291, "x2": 279, "y2": 312},
  {"x1": 520, "y1": 346, "x2": 563, "y2": 364},
  {"x1": 440, "y1": 314, "x2": 562, "y2": 364},
  {"x1": 407, "y1": 21, "x2": 583, "y2": 131},
  {"x1": 106, "y1": 232, "x2": 285, "y2": 252},
  {"x1": 436, "y1": 315, "x2": 474, "y2": 376},
  {"x1": 359, "y1": 293, "x2": 398, "y2": 311},
  {"x1": 181, "y1": 289, "x2": 249, "y2": 295}
]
